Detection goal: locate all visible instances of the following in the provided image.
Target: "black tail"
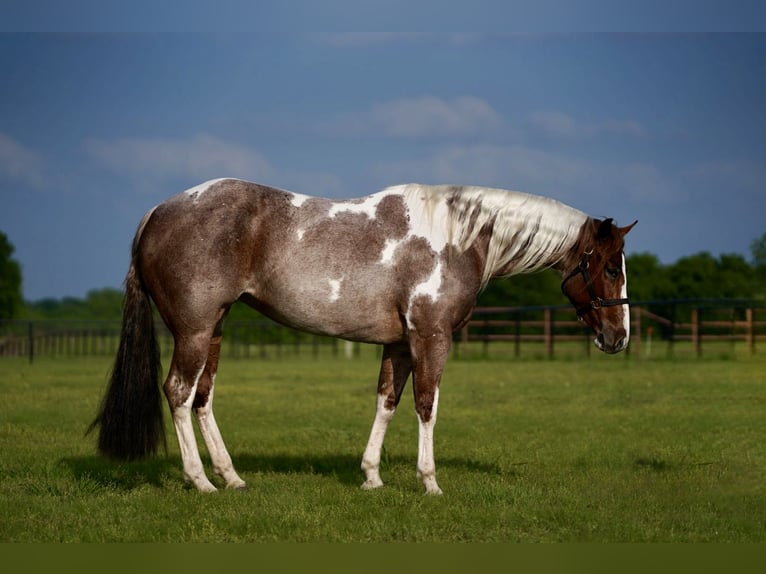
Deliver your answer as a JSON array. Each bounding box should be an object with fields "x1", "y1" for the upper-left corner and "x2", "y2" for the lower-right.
[{"x1": 88, "y1": 253, "x2": 166, "y2": 460}]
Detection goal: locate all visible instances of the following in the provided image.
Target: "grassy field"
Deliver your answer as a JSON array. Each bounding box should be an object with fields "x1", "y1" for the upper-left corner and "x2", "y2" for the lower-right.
[{"x1": 1, "y1": 348, "x2": 765, "y2": 542}]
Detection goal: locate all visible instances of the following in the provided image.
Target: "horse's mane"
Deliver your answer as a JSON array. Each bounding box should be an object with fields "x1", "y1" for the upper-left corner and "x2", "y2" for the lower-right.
[{"x1": 399, "y1": 184, "x2": 589, "y2": 288}]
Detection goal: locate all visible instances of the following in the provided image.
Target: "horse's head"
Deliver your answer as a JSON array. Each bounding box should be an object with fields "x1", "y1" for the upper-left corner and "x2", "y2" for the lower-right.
[{"x1": 560, "y1": 218, "x2": 637, "y2": 354}]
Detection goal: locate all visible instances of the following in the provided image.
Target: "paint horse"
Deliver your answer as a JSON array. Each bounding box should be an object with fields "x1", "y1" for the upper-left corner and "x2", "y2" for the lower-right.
[{"x1": 90, "y1": 179, "x2": 636, "y2": 494}]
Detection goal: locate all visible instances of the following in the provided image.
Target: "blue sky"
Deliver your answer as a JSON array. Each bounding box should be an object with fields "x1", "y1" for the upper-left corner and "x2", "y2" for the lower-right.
[{"x1": 1, "y1": 31, "x2": 765, "y2": 301}]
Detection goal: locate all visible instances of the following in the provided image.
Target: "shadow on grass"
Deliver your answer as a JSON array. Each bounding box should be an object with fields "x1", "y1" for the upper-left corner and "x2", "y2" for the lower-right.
[
  {"x1": 61, "y1": 455, "x2": 177, "y2": 491},
  {"x1": 62, "y1": 452, "x2": 508, "y2": 490},
  {"x1": 234, "y1": 452, "x2": 507, "y2": 486},
  {"x1": 633, "y1": 456, "x2": 672, "y2": 472}
]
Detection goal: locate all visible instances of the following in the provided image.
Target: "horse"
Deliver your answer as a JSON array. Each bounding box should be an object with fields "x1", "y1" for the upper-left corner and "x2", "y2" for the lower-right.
[{"x1": 89, "y1": 178, "x2": 636, "y2": 494}]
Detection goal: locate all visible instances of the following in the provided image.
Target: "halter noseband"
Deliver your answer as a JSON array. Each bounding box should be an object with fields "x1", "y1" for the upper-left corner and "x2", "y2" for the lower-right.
[{"x1": 561, "y1": 249, "x2": 630, "y2": 318}]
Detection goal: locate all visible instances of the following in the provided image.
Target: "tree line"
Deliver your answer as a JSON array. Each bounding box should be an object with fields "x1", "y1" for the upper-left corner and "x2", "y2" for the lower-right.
[{"x1": 2, "y1": 230, "x2": 766, "y2": 323}]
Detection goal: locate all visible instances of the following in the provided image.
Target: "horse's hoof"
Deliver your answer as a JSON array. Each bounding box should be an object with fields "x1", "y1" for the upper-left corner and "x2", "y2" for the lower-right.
[
  {"x1": 361, "y1": 479, "x2": 384, "y2": 490},
  {"x1": 226, "y1": 481, "x2": 248, "y2": 492}
]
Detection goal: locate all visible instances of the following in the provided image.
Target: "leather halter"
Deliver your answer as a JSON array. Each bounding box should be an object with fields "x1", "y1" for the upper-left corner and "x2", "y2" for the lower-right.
[{"x1": 561, "y1": 249, "x2": 630, "y2": 318}]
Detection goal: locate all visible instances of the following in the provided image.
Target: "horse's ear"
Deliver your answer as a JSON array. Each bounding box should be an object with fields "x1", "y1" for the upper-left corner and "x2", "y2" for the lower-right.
[
  {"x1": 596, "y1": 218, "x2": 614, "y2": 242},
  {"x1": 619, "y1": 220, "x2": 638, "y2": 237}
]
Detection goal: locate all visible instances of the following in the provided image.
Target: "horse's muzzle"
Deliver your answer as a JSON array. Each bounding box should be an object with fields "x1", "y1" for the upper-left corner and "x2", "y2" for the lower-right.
[{"x1": 595, "y1": 329, "x2": 628, "y2": 354}]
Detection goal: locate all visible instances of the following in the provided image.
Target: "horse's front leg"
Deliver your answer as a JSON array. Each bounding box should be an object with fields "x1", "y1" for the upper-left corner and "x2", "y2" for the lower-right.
[
  {"x1": 361, "y1": 342, "x2": 412, "y2": 490},
  {"x1": 410, "y1": 329, "x2": 451, "y2": 495}
]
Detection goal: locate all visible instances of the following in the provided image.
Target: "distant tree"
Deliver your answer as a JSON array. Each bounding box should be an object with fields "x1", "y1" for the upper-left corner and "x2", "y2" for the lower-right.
[
  {"x1": 670, "y1": 252, "x2": 720, "y2": 300},
  {"x1": 664, "y1": 251, "x2": 758, "y2": 301},
  {"x1": 751, "y1": 233, "x2": 766, "y2": 269},
  {"x1": 751, "y1": 234, "x2": 766, "y2": 299},
  {"x1": 625, "y1": 252, "x2": 676, "y2": 302},
  {"x1": 717, "y1": 253, "x2": 757, "y2": 299},
  {"x1": 23, "y1": 288, "x2": 125, "y2": 321},
  {"x1": 478, "y1": 269, "x2": 566, "y2": 308},
  {"x1": 84, "y1": 288, "x2": 124, "y2": 320},
  {"x1": 0, "y1": 231, "x2": 23, "y2": 319}
]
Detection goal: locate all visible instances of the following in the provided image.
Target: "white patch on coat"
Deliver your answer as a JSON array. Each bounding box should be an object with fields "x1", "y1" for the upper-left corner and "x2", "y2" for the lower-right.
[
  {"x1": 328, "y1": 279, "x2": 342, "y2": 302},
  {"x1": 329, "y1": 193, "x2": 390, "y2": 218},
  {"x1": 412, "y1": 261, "x2": 443, "y2": 301},
  {"x1": 405, "y1": 261, "x2": 443, "y2": 329},
  {"x1": 290, "y1": 193, "x2": 312, "y2": 208},
  {"x1": 398, "y1": 185, "x2": 451, "y2": 254},
  {"x1": 183, "y1": 178, "x2": 228, "y2": 200},
  {"x1": 379, "y1": 238, "x2": 402, "y2": 264}
]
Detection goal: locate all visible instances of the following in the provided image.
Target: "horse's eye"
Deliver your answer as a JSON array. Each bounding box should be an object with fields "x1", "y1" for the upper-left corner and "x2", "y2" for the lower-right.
[{"x1": 605, "y1": 267, "x2": 620, "y2": 280}]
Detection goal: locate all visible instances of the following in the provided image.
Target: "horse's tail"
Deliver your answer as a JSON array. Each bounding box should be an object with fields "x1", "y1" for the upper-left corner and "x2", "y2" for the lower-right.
[{"x1": 88, "y1": 209, "x2": 166, "y2": 460}]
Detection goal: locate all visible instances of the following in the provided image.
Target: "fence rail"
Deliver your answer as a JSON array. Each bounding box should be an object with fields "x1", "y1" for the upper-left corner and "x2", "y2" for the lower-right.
[
  {"x1": 458, "y1": 304, "x2": 766, "y2": 359},
  {"x1": 2, "y1": 301, "x2": 765, "y2": 362}
]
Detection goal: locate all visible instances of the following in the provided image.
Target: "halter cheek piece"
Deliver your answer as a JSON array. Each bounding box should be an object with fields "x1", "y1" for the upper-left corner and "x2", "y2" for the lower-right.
[{"x1": 561, "y1": 249, "x2": 630, "y2": 318}]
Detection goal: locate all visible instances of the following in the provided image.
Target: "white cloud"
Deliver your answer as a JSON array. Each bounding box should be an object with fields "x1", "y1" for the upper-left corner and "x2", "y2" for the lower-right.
[
  {"x1": 683, "y1": 159, "x2": 766, "y2": 197},
  {"x1": 374, "y1": 144, "x2": 586, "y2": 190},
  {"x1": 84, "y1": 133, "x2": 343, "y2": 195},
  {"x1": 528, "y1": 111, "x2": 645, "y2": 139},
  {"x1": 373, "y1": 143, "x2": 679, "y2": 207},
  {"x1": 0, "y1": 132, "x2": 47, "y2": 188},
  {"x1": 85, "y1": 134, "x2": 274, "y2": 182},
  {"x1": 325, "y1": 96, "x2": 503, "y2": 138}
]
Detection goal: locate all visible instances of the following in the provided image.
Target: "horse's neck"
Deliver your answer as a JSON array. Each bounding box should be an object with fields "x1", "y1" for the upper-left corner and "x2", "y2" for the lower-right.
[{"x1": 483, "y1": 197, "x2": 588, "y2": 283}]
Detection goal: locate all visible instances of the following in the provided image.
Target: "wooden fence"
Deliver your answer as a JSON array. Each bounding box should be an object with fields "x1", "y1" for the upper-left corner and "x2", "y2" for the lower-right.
[
  {"x1": 456, "y1": 304, "x2": 766, "y2": 359},
  {"x1": 2, "y1": 301, "x2": 765, "y2": 362}
]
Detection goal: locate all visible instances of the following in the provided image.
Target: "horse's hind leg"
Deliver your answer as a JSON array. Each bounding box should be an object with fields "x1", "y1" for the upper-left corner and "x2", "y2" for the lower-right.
[
  {"x1": 164, "y1": 331, "x2": 217, "y2": 492},
  {"x1": 193, "y1": 333, "x2": 247, "y2": 491},
  {"x1": 361, "y1": 342, "x2": 412, "y2": 489}
]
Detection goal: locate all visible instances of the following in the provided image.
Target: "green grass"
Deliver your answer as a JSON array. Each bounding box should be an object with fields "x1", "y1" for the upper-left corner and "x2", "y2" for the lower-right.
[{"x1": 1, "y1": 350, "x2": 765, "y2": 542}]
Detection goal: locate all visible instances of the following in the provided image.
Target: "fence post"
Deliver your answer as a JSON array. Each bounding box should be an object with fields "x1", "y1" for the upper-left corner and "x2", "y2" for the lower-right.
[
  {"x1": 544, "y1": 307, "x2": 553, "y2": 359},
  {"x1": 691, "y1": 307, "x2": 701, "y2": 357},
  {"x1": 631, "y1": 306, "x2": 641, "y2": 358},
  {"x1": 459, "y1": 324, "x2": 469, "y2": 358},
  {"x1": 28, "y1": 322, "x2": 34, "y2": 364},
  {"x1": 745, "y1": 308, "x2": 754, "y2": 355}
]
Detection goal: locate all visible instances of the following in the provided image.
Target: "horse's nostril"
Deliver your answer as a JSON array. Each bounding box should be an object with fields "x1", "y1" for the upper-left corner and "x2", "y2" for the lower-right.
[{"x1": 596, "y1": 333, "x2": 605, "y2": 346}]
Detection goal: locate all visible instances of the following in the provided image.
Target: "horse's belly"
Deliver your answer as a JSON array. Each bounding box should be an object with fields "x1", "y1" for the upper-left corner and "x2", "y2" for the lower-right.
[{"x1": 242, "y1": 289, "x2": 407, "y2": 344}]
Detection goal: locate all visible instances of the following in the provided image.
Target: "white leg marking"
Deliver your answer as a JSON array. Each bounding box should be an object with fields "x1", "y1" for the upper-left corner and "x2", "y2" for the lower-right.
[
  {"x1": 172, "y1": 369, "x2": 217, "y2": 492},
  {"x1": 195, "y1": 385, "x2": 247, "y2": 490},
  {"x1": 417, "y1": 387, "x2": 443, "y2": 495},
  {"x1": 361, "y1": 394, "x2": 396, "y2": 489}
]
